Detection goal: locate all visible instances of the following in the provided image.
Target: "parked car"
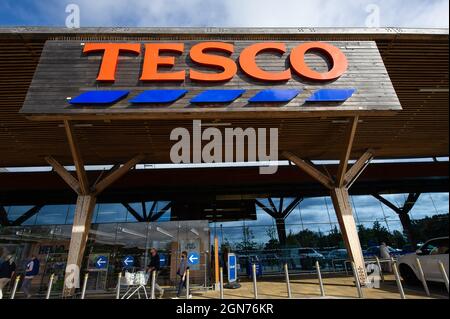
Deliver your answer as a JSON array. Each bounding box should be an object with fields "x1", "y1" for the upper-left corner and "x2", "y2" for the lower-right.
[
  {"x1": 297, "y1": 248, "x2": 325, "y2": 260},
  {"x1": 363, "y1": 245, "x2": 403, "y2": 258},
  {"x1": 398, "y1": 236, "x2": 449, "y2": 285},
  {"x1": 327, "y1": 249, "x2": 348, "y2": 260},
  {"x1": 296, "y1": 248, "x2": 324, "y2": 270}
]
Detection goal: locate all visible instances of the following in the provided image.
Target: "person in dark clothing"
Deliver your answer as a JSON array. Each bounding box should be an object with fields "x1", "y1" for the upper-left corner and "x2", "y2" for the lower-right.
[
  {"x1": 0, "y1": 254, "x2": 16, "y2": 299},
  {"x1": 22, "y1": 255, "x2": 40, "y2": 298},
  {"x1": 146, "y1": 248, "x2": 164, "y2": 298},
  {"x1": 173, "y1": 251, "x2": 191, "y2": 299}
]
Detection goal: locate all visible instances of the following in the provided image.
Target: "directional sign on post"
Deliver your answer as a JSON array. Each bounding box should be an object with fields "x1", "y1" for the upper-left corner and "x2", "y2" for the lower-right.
[
  {"x1": 188, "y1": 252, "x2": 200, "y2": 265},
  {"x1": 95, "y1": 256, "x2": 108, "y2": 269},
  {"x1": 122, "y1": 256, "x2": 134, "y2": 268}
]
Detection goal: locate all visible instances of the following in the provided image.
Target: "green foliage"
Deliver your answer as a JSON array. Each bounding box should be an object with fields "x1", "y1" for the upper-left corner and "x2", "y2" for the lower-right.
[{"x1": 410, "y1": 214, "x2": 449, "y2": 243}]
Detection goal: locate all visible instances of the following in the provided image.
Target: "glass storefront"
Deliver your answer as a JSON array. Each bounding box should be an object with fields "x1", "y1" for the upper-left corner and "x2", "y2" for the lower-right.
[
  {"x1": 0, "y1": 221, "x2": 210, "y2": 295},
  {"x1": 1, "y1": 193, "x2": 448, "y2": 294}
]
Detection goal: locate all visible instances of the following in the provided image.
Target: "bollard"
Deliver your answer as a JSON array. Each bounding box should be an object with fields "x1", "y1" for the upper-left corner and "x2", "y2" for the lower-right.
[
  {"x1": 438, "y1": 261, "x2": 449, "y2": 293},
  {"x1": 351, "y1": 262, "x2": 364, "y2": 298},
  {"x1": 151, "y1": 270, "x2": 156, "y2": 299},
  {"x1": 81, "y1": 273, "x2": 89, "y2": 299},
  {"x1": 391, "y1": 258, "x2": 406, "y2": 299},
  {"x1": 315, "y1": 261, "x2": 325, "y2": 297},
  {"x1": 375, "y1": 256, "x2": 384, "y2": 282},
  {"x1": 185, "y1": 269, "x2": 190, "y2": 299},
  {"x1": 415, "y1": 258, "x2": 430, "y2": 297},
  {"x1": 219, "y1": 267, "x2": 224, "y2": 299},
  {"x1": 10, "y1": 275, "x2": 20, "y2": 299},
  {"x1": 116, "y1": 272, "x2": 122, "y2": 299},
  {"x1": 284, "y1": 263, "x2": 292, "y2": 299},
  {"x1": 46, "y1": 274, "x2": 55, "y2": 299},
  {"x1": 252, "y1": 263, "x2": 258, "y2": 299}
]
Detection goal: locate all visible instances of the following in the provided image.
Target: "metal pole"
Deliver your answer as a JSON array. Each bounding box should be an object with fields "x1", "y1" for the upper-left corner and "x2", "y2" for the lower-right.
[
  {"x1": 438, "y1": 260, "x2": 449, "y2": 293},
  {"x1": 10, "y1": 275, "x2": 20, "y2": 299},
  {"x1": 186, "y1": 269, "x2": 190, "y2": 299},
  {"x1": 351, "y1": 261, "x2": 364, "y2": 298},
  {"x1": 46, "y1": 274, "x2": 55, "y2": 299},
  {"x1": 415, "y1": 258, "x2": 430, "y2": 297},
  {"x1": 391, "y1": 258, "x2": 406, "y2": 299},
  {"x1": 151, "y1": 270, "x2": 156, "y2": 299},
  {"x1": 252, "y1": 263, "x2": 258, "y2": 299},
  {"x1": 219, "y1": 267, "x2": 224, "y2": 299},
  {"x1": 116, "y1": 272, "x2": 122, "y2": 299},
  {"x1": 81, "y1": 273, "x2": 89, "y2": 299},
  {"x1": 284, "y1": 263, "x2": 292, "y2": 298},
  {"x1": 375, "y1": 256, "x2": 384, "y2": 282},
  {"x1": 315, "y1": 261, "x2": 325, "y2": 297}
]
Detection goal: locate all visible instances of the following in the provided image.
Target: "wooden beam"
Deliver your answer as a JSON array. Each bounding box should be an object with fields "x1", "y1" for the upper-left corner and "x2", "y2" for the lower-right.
[
  {"x1": 11, "y1": 204, "x2": 44, "y2": 226},
  {"x1": 336, "y1": 116, "x2": 359, "y2": 187},
  {"x1": 282, "y1": 197, "x2": 303, "y2": 218},
  {"x1": 330, "y1": 187, "x2": 367, "y2": 285},
  {"x1": 148, "y1": 202, "x2": 172, "y2": 222},
  {"x1": 255, "y1": 199, "x2": 277, "y2": 219},
  {"x1": 282, "y1": 151, "x2": 334, "y2": 189},
  {"x1": 402, "y1": 193, "x2": 421, "y2": 214},
  {"x1": 343, "y1": 149, "x2": 374, "y2": 186},
  {"x1": 93, "y1": 154, "x2": 145, "y2": 195},
  {"x1": 268, "y1": 198, "x2": 278, "y2": 214},
  {"x1": 372, "y1": 193, "x2": 401, "y2": 214},
  {"x1": 45, "y1": 156, "x2": 80, "y2": 194},
  {"x1": 0, "y1": 205, "x2": 10, "y2": 226},
  {"x1": 64, "y1": 120, "x2": 89, "y2": 195},
  {"x1": 121, "y1": 202, "x2": 144, "y2": 222}
]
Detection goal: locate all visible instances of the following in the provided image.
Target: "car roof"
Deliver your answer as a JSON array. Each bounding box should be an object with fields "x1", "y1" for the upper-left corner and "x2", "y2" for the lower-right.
[{"x1": 425, "y1": 236, "x2": 449, "y2": 242}]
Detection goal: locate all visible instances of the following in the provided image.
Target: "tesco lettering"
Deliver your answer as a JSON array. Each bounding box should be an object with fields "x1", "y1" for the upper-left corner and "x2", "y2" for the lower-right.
[{"x1": 83, "y1": 41, "x2": 348, "y2": 83}]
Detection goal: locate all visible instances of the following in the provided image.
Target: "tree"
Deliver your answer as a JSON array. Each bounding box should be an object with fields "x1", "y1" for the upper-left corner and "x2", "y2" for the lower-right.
[{"x1": 236, "y1": 226, "x2": 258, "y2": 251}]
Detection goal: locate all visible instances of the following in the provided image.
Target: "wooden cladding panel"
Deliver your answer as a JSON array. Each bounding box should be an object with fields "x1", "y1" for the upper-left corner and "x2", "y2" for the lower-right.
[
  {"x1": 20, "y1": 40, "x2": 401, "y2": 118},
  {"x1": 0, "y1": 32, "x2": 447, "y2": 167}
]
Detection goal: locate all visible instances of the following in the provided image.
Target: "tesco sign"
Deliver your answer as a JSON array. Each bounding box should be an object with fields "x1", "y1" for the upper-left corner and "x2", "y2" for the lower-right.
[{"x1": 83, "y1": 41, "x2": 348, "y2": 83}]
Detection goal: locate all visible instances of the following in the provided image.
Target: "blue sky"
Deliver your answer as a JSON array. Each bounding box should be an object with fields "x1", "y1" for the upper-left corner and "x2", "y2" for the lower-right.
[{"x1": 0, "y1": 0, "x2": 448, "y2": 28}]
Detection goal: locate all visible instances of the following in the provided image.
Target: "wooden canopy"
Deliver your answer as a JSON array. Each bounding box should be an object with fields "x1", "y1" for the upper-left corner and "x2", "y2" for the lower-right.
[{"x1": 0, "y1": 27, "x2": 448, "y2": 167}]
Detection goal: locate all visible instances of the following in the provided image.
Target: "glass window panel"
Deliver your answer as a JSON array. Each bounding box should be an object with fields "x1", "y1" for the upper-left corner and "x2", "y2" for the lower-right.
[
  {"x1": 298, "y1": 197, "x2": 332, "y2": 225},
  {"x1": 351, "y1": 195, "x2": 390, "y2": 223},
  {"x1": 35, "y1": 205, "x2": 69, "y2": 225},
  {"x1": 5, "y1": 206, "x2": 35, "y2": 224},
  {"x1": 94, "y1": 204, "x2": 127, "y2": 223},
  {"x1": 409, "y1": 192, "x2": 449, "y2": 220},
  {"x1": 65, "y1": 205, "x2": 76, "y2": 225}
]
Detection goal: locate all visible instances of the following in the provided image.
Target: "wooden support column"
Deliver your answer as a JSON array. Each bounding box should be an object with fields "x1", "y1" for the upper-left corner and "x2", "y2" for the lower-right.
[
  {"x1": 283, "y1": 117, "x2": 373, "y2": 285},
  {"x1": 47, "y1": 120, "x2": 145, "y2": 297},
  {"x1": 63, "y1": 194, "x2": 96, "y2": 296},
  {"x1": 330, "y1": 187, "x2": 367, "y2": 284}
]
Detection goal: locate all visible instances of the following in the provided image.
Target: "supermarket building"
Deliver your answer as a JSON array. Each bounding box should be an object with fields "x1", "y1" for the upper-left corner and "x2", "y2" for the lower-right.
[{"x1": 0, "y1": 27, "x2": 448, "y2": 296}]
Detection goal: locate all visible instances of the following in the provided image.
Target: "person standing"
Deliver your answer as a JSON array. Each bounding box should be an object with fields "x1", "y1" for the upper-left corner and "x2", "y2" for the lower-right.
[
  {"x1": 146, "y1": 248, "x2": 164, "y2": 298},
  {"x1": 0, "y1": 254, "x2": 16, "y2": 299},
  {"x1": 22, "y1": 255, "x2": 40, "y2": 299},
  {"x1": 379, "y1": 242, "x2": 392, "y2": 272},
  {"x1": 173, "y1": 251, "x2": 191, "y2": 299}
]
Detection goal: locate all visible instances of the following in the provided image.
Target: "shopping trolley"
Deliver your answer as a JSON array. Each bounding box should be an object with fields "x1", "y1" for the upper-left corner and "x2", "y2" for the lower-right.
[{"x1": 120, "y1": 270, "x2": 150, "y2": 299}]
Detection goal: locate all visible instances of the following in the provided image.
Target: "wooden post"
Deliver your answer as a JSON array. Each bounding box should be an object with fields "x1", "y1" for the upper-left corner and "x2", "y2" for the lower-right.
[
  {"x1": 214, "y1": 236, "x2": 219, "y2": 289},
  {"x1": 63, "y1": 194, "x2": 97, "y2": 297},
  {"x1": 330, "y1": 187, "x2": 367, "y2": 285}
]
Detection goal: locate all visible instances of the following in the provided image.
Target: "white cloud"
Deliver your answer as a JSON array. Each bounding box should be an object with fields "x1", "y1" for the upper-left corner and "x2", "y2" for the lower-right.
[{"x1": 63, "y1": 0, "x2": 449, "y2": 28}]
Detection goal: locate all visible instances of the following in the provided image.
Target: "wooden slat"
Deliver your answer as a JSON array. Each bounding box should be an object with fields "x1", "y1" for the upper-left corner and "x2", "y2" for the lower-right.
[{"x1": 0, "y1": 31, "x2": 447, "y2": 168}]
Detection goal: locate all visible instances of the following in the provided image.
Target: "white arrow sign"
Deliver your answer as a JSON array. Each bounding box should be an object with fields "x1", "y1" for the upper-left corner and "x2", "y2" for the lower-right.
[
  {"x1": 189, "y1": 254, "x2": 199, "y2": 264},
  {"x1": 96, "y1": 258, "x2": 107, "y2": 267},
  {"x1": 123, "y1": 257, "x2": 133, "y2": 266}
]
